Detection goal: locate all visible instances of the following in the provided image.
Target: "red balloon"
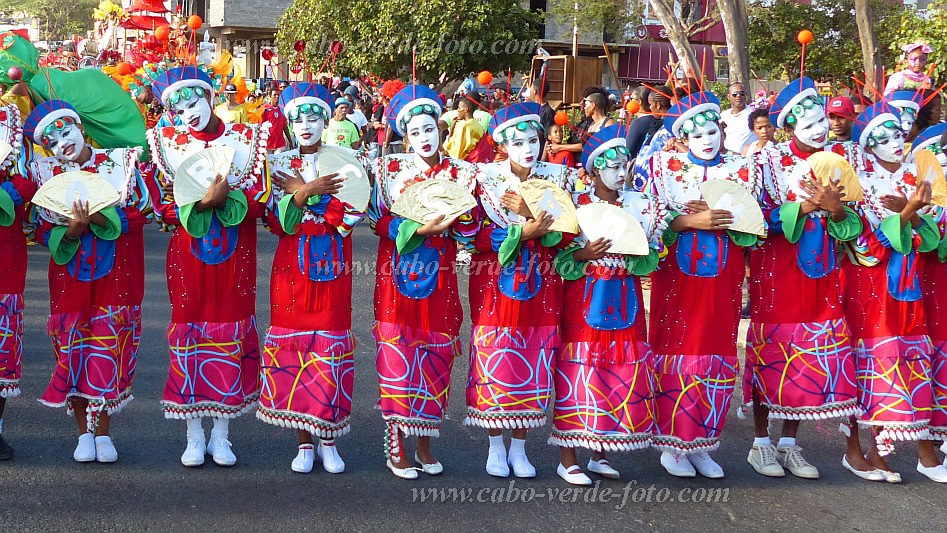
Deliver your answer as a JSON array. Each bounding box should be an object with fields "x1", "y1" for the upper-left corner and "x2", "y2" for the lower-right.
[
  {"x1": 329, "y1": 41, "x2": 343, "y2": 55},
  {"x1": 155, "y1": 25, "x2": 170, "y2": 41},
  {"x1": 116, "y1": 62, "x2": 132, "y2": 76},
  {"x1": 261, "y1": 48, "x2": 274, "y2": 61},
  {"x1": 797, "y1": 29, "x2": 814, "y2": 45},
  {"x1": 8, "y1": 66, "x2": 23, "y2": 80},
  {"x1": 625, "y1": 100, "x2": 640, "y2": 115},
  {"x1": 290, "y1": 65, "x2": 302, "y2": 74},
  {"x1": 187, "y1": 15, "x2": 203, "y2": 31},
  {"x1": 477, "y1": 70, "x2": 492, "y2": 86},
  {"x1": 293, "y1": 40, "x2": 306, "y2": 53},
  {"x1": 554, "y1": 110, "x2": 569, "y2": 126}
]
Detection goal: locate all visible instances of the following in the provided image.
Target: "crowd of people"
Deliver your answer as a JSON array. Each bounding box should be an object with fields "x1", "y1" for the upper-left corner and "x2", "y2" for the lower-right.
[{"x1": 1, "y1": 30, "x2": 947, "y2": 490}]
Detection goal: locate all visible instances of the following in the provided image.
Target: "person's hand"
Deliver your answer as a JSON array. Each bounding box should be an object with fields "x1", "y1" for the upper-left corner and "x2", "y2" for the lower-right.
[
  {"x1": 273, "y1": 169, "x2": 307, "y2": 196},
  {"x1": 521, "y1": 211, "x2": 553, "y2": 240},
  {"x1": 573, "y1": 237, "x2": 612, "y2": 261},
  {"x1": 905, "y1": 180, "x2": 933, "y2": 213},
  {"x1": 501, "y1": 192, "x2": 534, "y2": 218},
  {"x1": 306, "y1": 172, "x2": 343, "y2": 197},
  {"x1": 416, "y1": 214, "x2": 456, "y2": 236},
  {"x1": 66, "y1": 200, "x2": 91, "y2": 239},
  {"x1": 548, "y1": 143, "x2": 562, "y2": 154},
  {"x1": 672, "y1": 200, "x2": 733, "y2": 231},
  {"x1": 199, "y1": 174, "x2": 230, "y2": 211},
  {"x1": 800, "y1": 178, "x2": 845, "y2": 218}
]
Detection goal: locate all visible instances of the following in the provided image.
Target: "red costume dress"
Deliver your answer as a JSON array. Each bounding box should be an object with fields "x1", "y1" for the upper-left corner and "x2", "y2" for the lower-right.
[
  {"x1": 922, "y1": 204, "x2": 947, "y2": 440},
  {"x1": 147, "y1": 120, "x2": 270, "y2": 419}
]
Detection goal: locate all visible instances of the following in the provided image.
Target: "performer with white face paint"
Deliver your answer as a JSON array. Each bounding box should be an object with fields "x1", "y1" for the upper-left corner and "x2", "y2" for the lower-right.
[
  {"x1": 467, "y1": 102, "x2": 579, "y2": 479},
  {"x1": 25, "y1": 100, "x2": 151, "y2": 463},
  {"x1": 745, "y1": 77, "x2": 863, "y2": 481},
  {"x1": 368, "y1": 85, "x2": 481, "y2": 479},
  {"x1": 146, "y1": 66, "x2": 271, "y2": 468},
  {"x1": 647, "y1": 91, "x2": 762, "y2": 479},
  {"x1": 888, "y1": 91, "x2": 922, "y2": 138},
  {"x1": 840, "y1": 102, "x2": 946, "y2": 483},
  {"x1": 548, "y1": 124, "x2": 665, "y2": 485},
  {"x1": 257, "y1": 83, "x2": 365, "y2": 474}
]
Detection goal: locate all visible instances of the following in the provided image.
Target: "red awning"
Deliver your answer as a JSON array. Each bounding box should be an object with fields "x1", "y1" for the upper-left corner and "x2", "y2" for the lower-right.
[
  {"x1": 618, "y1": 42, "x2": 717, "y2": 83},
  {"x1": 120, "y1": 15, "x2": 171, "y2": 30},
  {"x1": 128, "y1": 0, "x2": 171, "y2": 13}
]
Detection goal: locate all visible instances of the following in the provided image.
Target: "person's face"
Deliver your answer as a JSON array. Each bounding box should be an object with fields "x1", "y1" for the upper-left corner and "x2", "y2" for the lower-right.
[
  {"x1": 290, "y1": 109, "x2": 325, "y2": 147},
  {"x1": 929, "y1": 97, "x2": 943, "y2": 124},
  {"x1": 334, "y1": 103, "x2": 349, "y2": 121},
  {"x1": 648, "y1": 93, "x2": 665, "y2": 116},
  {"x1": 791, "y1": 105, "x2": 829, "y2": 149},
  {"x1": 505, "y1": 126, "x2": 541, "y2": 168},
  {"x1": 728, "y1": 83, "x2": 746, "y2": 110},
  {"x1": 583, "y1": 98, "x2": 595, "y2": 117},
  {"x1": 897, "y1": 107, "x2": 917, "y2": 135},
  {"x1": 752, "y1": 116, "x2": 775, "y2": 143},
  {"x1": 406, "y1": 113, "x2": 440, "y2": 158},
  {"x1": 43, "y1": 119, "x2": 86, "y2": 162},
  {"x1": 868, "y1": 125, "x2": 906, "y2": 164},
  {"x1": 269, "y1": 91, "x2": 279, "y2": 106},
  {"x1": 908, "y1": 49, "x2": 927, "y2": 74},
  {"x1": 225, "y1": 92, "x2": 236, "y2": 104},
  {"x1": 597, "y1": 152, "x2": 629, "y2": 191},
  {"x1": 549, "y1": 125, "x2": 563, "y2": 143},
  {"x1": 458, "y1": 102, "x2": 472, "y2": 119},
  {"x1": 686, "y1": 119, "x2": 721, "y2": 161},
  {"x1": 828, "y1": 114, "x2": 854, "y2": 139},
  {"x1": 170, "y1": 89, "x2": 213, "y2": 131}
]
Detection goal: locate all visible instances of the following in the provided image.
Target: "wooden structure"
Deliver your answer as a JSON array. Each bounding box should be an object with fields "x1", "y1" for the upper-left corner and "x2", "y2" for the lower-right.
[{"x1": 530, "y1": 55, "x2": 603, "y2": 108}]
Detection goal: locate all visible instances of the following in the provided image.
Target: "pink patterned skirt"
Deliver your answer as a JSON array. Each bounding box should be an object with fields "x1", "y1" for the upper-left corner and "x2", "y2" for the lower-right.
[
  {"x1": 930, "y1": 340, "x2": 947, "y2": 440},
  {"x1": 257, "y1": 327, "x2": 355, "y2": 438},
  {"x1": 745, "y1": 319, "x2": 860, "y2": 419},
  {"x1": 465, "y1": 325, "x2": 558, "y2": 429},
  {"x1": 0, "y1": 293, "x2": 23, "y2": 398},
  {"x1": 375, "y1": 321, "x2": 459, "y2": 436},
  {"x1": 549, "y1": 340, "x2": 654, "y2": 451},
  {"x1": 39, "y1": 305, "x2": 140, "y2": 430},
  {"x1": 161, "y1": 316, "x2": 261, "y2": 419}
]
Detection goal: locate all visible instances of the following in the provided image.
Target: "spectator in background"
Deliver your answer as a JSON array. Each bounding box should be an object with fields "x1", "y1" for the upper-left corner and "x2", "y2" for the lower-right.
[
  {"x1": 215, "y1": 84, "x2": 248, "y2": 124},
  {"x1": 628, "y1": 86, "x2": 673, "y2": 191},
  {"x1": 549, "y1": 88, "x2": 614, "y2": 160},
  {"x1": 625, "y1": 86, "x2": 656, "y2": 159},
  {"x1": 826, "y1": 96, "x2": 856, "y2": 142},
  {"x1": 492, "y1": 83, "x2": 510, "y2": 106},
  {"x1": 908, "y1": 89, "x2": 943, "y2": 143},
  {"x1": 530, "y1": 78, "x2": 555, "y2": 153},
  {"x1": 343, "y1": 85, "x2": 368, "y2": 134},
  {"x1": 443, "y1": 97, "x2": 485, "y2": 160},
  {"x1": 322, "y1": 97, "x2": 361, "y2": 149},
  {"x1": 720, "y1": 81, "x2": 756, "y2": 153},
  {"x1": 742, "y1": 107, "x2": 776, "y2": 156},
  {"x1": 261, "y1": 87, "x2": 288, "y2": 153},
  {"x1": 542, "y1": 123, "x2": 574, "y2": 167}
]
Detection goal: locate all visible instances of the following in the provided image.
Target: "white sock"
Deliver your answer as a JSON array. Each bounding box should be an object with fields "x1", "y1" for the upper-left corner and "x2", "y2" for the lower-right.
[
  {"x1": 754, "y1": 437, "x2": 771, "y2": 447},
  {"x1": 211, "y1": 417, "x2": 229, "y2": 438},
  {"x1": 186, "y1": 418, "x2": 203, "y2": 438},
  {"x1": 488, "y1": 434, "x2": 505, "y2": 452},
  {"x1": 778, "y1": 436, "x2": 796, "y2": 449},
  {"x1": 509, "y1": 437, "x2": 526, "y2": 455}
]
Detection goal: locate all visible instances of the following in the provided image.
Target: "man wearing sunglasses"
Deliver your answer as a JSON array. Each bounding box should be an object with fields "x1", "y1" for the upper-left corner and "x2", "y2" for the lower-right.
[{"x1": 720, "y1": 82, "x2": 757, "y2": 154}]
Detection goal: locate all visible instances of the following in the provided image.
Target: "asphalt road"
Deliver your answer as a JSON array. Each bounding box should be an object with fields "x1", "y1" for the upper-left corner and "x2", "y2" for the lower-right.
[{"x1": 0, "y1": 225, "x2": 943, "y2": 533}]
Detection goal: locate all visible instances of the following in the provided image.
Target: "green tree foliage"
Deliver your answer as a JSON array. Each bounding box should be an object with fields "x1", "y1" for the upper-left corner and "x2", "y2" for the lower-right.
[
  {"x1": 892, "y1": 0, "x2": 947, "y2": 85},
  {"x1": 748, "y1": 0, "x2": 907, "y2": 83},
  {"x1": 545, "y1": 0, "x2": 643, "y2": 40},
  {"x1": 0, "y1": 0, "x2": 99, "y2": 41},
  {"x1": 276, "y1": 0, "x2": 542, "y2": 83}
]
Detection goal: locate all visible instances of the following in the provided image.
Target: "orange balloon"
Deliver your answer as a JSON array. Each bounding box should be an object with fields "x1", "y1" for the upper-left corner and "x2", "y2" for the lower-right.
[
  {"x1": 116, "y1": 62, "x2": 132, "y2": 76},
  {"x1": 625, "y1": 100, "x2": 640, "y2": 114},
  {"x1": 477, "y1": 70, "x2": 493, "y2": 86},
  {"x1": 554, "y1": 110, "x2": 569, "y2": 126},
  {"x1": 797, "y1": 29, "x2": 814, "y2": 45},
  {"x1": 187, "y1": 15, "x2": 203, "y2": 31},
  {"x1": 155, "y1": 25, "x2": 170, "y2": 41}
]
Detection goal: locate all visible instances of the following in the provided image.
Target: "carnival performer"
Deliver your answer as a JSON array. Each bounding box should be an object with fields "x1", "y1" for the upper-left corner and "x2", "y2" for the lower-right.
[
  {"x1": 27, "y1": 100, "x2": 151, "y2": 462},
  {"x1": 0, "y1": 104, "x2": 30, "y2": 460},
  {"x1": 841, "y1": 102, "x2": 939, "y2": 482},
  {"x1": 258, "y1": 83, "x2": 362, "y2": 474},
  {"x1": 648, "y1": 91, "x2": 761, "y2": 478},
  {"x1": 910, "y1": 124, "x2": 947, "y2": 482},
  {"x1": 549, "y1": 124, "x2": 662, "y2": 485},
  {"x1": 884, "y1": 40, "x2": 934, "y2": 96},
  {"x1": 369, "y1": 85, "x2": 480, "y2": 480},
  {"x1": 888, "y1": 90, "x2": 923, "y2": 141},
  {"x1": 467, "y1": 102, "x2": 578, "y2": 478},
  {"x1": 146, "y1": 66, "x2": 270, "y2": 467},
  {"x1": 746, "y1": 77, "x2": 862, "y2": 480}
]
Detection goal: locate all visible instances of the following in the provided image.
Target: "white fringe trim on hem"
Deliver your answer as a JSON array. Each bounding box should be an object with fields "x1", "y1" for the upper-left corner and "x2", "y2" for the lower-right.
[
  {"x1": 256, "y1": 408, "x2": 351, "y2": 439},
  {"x1": 161, "y1": 394, "x2": 260, "y2": 420},
  {"x1": 547, "y1": 432, "x2": 652, "y2": 452},
  {"x1": 651, "y1": 436, "x2": 721, "y2": 455}
]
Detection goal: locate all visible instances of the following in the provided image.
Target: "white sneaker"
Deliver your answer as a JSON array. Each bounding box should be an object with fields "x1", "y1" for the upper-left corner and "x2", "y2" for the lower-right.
[
  {"x1": 557, "y1": 463, "x2": 592, "y2": 485},
  {"x1": 508, "y1": 451, "x2": 536, "y2": 478},
  {"x1": 94, "y1": 436, "x2": 118, "y2": 463},
  {"x1": 318, "y1": 441, "x2": 345, "y2": 474},
  {"x1": 587, "y1": 458, "x2": 620, "y2": 479},
  {"x1": 207, "y1": 435, "x2": 236, "y2": 466},
  {"x1": 660, "y1": 451, "x2": 696, "y2": 478},
  {"x1": 688, "y1": 451, "x2": 725, "y2": 478},
  {"x1": 917, "y1": 461, "x2": 947, "y2": 483},
  {"x1": 748, "y1": 443, "x2": 785, "y2": 477},
  {"x1": 181, "y1": 435, "x2": 206, "y2": 467},
  {"x1": 486, "y1": 447, "x2": 510, "y2": 477},
  {"x1": 776, "y1": 446, "x2": 819, "y2": 479},
  {"x1": 73, "y1": 433, "x2": 96, "y2": 463},
  {"x1": 292, "y1": 444, "x2": 315, "y2": 473}
]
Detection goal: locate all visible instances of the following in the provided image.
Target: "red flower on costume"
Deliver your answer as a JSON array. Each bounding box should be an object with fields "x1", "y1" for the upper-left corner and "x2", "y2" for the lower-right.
[
  {"x1": 231, "y1": 123, "x2": 247, "y2": 134},
  {"x1": 162, "y1": 127, "x2": 176, "y2": 139},
  {"x1": 94, "y1": 153, "x2": 109, "y2": 166},
  {"x1": 865, "y1": 159, "x2": 875, "y2": 172},
  {"x1": 780, "y1": 155, "x2": 794, "y2": 167},
  {"x1": 0, "y1": 110, "x2": 7, "y2": 121},
  {"x1": 787, "y1": 190, "x2": 797, "y2": 201},
  {"x1": 737, "y1": 167, "x2": 749, "y2": 182},
  {"x1": 290, "y1": 157, "x2": 302, "y2": 170},
  {"x1": 903, "y1": 172, "x2": 916, "y2": 186},
  {"x1": 175, "y1": 133, "x2": 189, "y2": 146},
  {"x1": 667, "y1": 158, "x2": 683, "y2": 172},
  {"x1": 577, "y1": 194, "x2": 592, "y2": 205},
  {"x1": 387, "y1": 159, "x2": 400, "y2": 173},
  {"x1": 831, "y1": 143, "x2": 846, "y2": 156}
]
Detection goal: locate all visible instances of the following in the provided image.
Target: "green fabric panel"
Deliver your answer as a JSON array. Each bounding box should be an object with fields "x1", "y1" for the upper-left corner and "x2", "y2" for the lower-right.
[
  {"x1": 554, "y1": 246, "x2": 585, "y2": 281},
  {"x1": 826, "y1": 206, "x2": 863, "y2": 242},
  {"x1": 727, "y1": 230, "x2": 758, "y2": 247},
  {"x1": 48, "y1": 226, "x2": 80, "y2": 266},
  {"x1": 88, "y1": 207, "x2": 121, "y2": 240},
  {"x1": 277, "y1": 194, "x2": 303, "y2": 235},
  {"x1": 396, "y1": 219, "x2": 425, "y2": 254},
  {"x1": 540, "y1": 231, "x2": 563, "y2": 248},
  {"x1": 216, "y1": 191, "x2": 248, "y2": 227},
  {"x1": 626, "y1": 248, "x2": 659, "y2": 276},
  {"x1": 779, "y1": 202, "x2": 804, "y2": 244},
  {"x1": 0, "y1": 187, "x2": 13, "y2": 227},
  {"x1": 180, "y1": 202, "x2": 212, "y2": 239},
  {"x1": 880, "y1": 215, "x2": 911, "y2": 255},
  {"x1": 499, "y1": 225, "x2": 524, "y2": 266},
  {"x1": 918, "y1": 214, "x2": 940, "y2": 253}
]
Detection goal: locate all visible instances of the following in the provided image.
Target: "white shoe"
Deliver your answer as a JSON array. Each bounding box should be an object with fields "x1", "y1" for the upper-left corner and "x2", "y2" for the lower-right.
[
  {"x1": 841, "y1": 455, "x2": 885, "y2": 482},
  {"x1": 207, "y1": 435, "x2": 236, "y2": 466},
  {"x1": 181, "y1": 435, "x2": 206, "y2": 467},
  {"x1": 292, "y1": 445, "x2": 315, "y2": 473},
  {"x1": 688, "y1": 451, "x2": 725, "y2": 479},
  {"x1": 486, "y1": 448, "x2": 510, "y2": 477},
  {"x1": 918, "y1": 461, "x2": 947, "y2": 483},
  {"x1": 660, "y1": 451, "x2": 696, "y2": 478},
  {"x1": 508, "y1": 451, "x2": 536, "y2": 478},
  {"x1": 878, "y1": 469, "x2": 902, "y2": 484},
  {"x1": 94, "y1": 436, "x2": 118, "y2": 463},
  {"x1": 776, "y1": 446, "x2": 819, "y2": 479},
  {"x1": 748, "y1": 444, "x2": 785, "y2": 477},
  {"x1": 587, "y1": 458, "x2": 620, "y2": 479},
  {"x1": 386, "y1": 458, "x2": 419, "y2": 480},
  {"x1": 557, "y1": 463, "x2": 592, "y2": 485},
  {"x1": 73, "y1": 433, "x2": 96, "y2": 463},
  {"x1": 414, "y1": 453, "x2": 443, "y2": 476},
  {"x1": 318, "y1": 442, "x2": 345, "y2": 474}
]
